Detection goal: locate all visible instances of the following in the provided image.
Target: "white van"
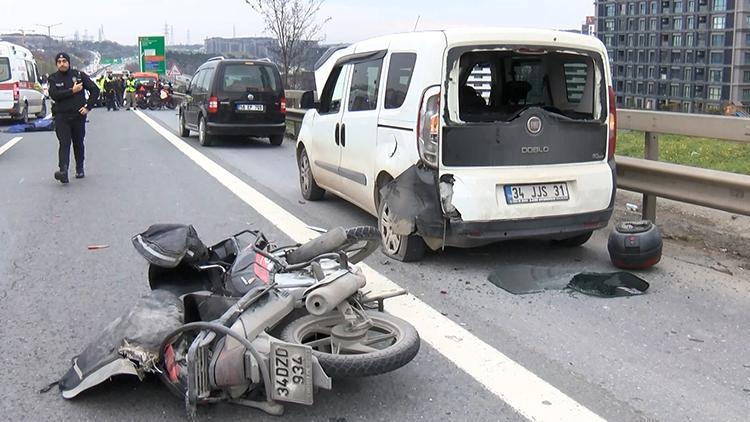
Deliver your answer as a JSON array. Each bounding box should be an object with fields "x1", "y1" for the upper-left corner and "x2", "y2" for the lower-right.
[
  {"x1": 0, "y1": 41, "x2": 46, "y2": 121},
  {"x1": 296, "y1": 29, "x2": 617, "y2": 261}
]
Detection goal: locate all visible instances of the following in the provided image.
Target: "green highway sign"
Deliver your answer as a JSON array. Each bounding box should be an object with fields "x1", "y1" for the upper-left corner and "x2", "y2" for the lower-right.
[{"x1": 138, "y1": 36, "x2": 166, "y2": 75}]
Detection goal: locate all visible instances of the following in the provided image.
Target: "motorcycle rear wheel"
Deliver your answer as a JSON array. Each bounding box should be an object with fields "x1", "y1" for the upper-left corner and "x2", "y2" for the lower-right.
[{"x1": 280, "y1": 311, "x2": 420, "y2": 378}]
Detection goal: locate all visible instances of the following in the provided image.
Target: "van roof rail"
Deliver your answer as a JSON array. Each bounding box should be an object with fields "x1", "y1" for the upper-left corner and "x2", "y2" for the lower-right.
[{"x1": 207, "y1": 56, "x2": 225, "y2": 62}]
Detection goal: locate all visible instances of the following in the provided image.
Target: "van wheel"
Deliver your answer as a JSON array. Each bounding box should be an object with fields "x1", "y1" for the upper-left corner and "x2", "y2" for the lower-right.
[
  {"x1": 36, "y1": 101, "x2": 47, "y2": 119},
  {"x1": 21, "y1": 102, "x2": 29, "y2": 124},
  {"x1": 298, "y1": 147, "x2": 325, "y2": 200},
  {"x1": 378, "y1": 196, "x2": 425, "y2": 262},
  {"x1": 198, "y1": 117, "x2": 213, "y2": 146},
  {"x1": 553, "y1": 231, "x2": 594, "y2": 247},
  {"x1": 178, "y1": 111, "x2": 190, "y2": 137},
  {"x1": 269, "y1": 135, "x2": 283, "y2": 146}
]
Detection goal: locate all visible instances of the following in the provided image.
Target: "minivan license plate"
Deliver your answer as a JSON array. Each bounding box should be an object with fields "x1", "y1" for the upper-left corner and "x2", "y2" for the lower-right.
[
  {"x1": 504, "y1": 183, "x2": 569, "y2": 204},
  {"x1": 237, "y1": 104, "x2": 264, "y2": 112},
  {"x1": 269, "y1": 342, "x2": 313, "y2": 405}
]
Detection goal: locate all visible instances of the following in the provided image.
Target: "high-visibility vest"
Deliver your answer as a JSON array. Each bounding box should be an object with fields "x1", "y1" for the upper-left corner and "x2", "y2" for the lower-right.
[
  {"x1": 96, "y1": 78, "x2": 105, "y2": 91},
  {"x1": 125, "y1": 79, "x2": 136, "y2": 93}
]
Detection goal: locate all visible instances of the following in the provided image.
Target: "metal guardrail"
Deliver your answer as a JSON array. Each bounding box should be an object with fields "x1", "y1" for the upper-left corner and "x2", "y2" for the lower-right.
[
  {"x1": 285, "y1": 107, "x2": 750, "y2": 220},
  {"x1": 617, "y1": 109, "x2": 750, "y2": 220}
]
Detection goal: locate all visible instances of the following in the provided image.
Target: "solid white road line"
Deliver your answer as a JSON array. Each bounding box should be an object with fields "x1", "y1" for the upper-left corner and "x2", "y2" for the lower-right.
[
  {"x1": 133, "y1": 110, "x2": 605, "y2": 422},
  {"x1": 0, "y1": 137, "x2": 23, "y2": 157}
]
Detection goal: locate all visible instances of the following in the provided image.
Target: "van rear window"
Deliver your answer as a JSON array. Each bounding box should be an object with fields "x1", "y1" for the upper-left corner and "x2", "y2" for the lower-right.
[
  {"x1": 454, "y1": 49, "x2": 603, "y2": 123},
  {"x1": 221, "y1": 64, "x2": 278, "y2": 93},
  {"x1": 0, "y1": 58, "x2": 10, "y2": 82}
]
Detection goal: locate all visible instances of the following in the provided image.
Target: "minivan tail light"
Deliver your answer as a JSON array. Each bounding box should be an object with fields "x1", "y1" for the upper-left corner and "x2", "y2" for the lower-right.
[
  {"x1": 208, "y1": 95, "x2": 219, "y2": 114},
  {"x1": 13, "y1": 83, "x2": 19, "y2": 100},
  {"x1": 608, "y1": 86, "x2": 617, "y2": 160},
  {"x1": 417, "y1": 86, "x2": 441, "y2": 168},
  {"x1": 280, "y1": 96, "x2": 287, "y2": 114}
]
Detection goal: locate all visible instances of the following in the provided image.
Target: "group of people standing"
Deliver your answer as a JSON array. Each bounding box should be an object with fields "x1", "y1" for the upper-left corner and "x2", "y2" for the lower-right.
[{"x1": 95, "y1": 72, "x2": 137, "y2": 111}]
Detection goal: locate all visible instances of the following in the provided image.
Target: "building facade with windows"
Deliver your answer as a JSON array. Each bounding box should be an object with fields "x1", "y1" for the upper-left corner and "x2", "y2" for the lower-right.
[{"x1": 596, "y1": 0, "x2": 750, "y2": 113}]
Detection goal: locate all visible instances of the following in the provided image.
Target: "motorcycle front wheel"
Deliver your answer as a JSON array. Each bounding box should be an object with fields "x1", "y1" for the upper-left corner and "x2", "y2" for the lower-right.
[{"x1": 280, "y1": 311, "x2": 420, "y2": 378}]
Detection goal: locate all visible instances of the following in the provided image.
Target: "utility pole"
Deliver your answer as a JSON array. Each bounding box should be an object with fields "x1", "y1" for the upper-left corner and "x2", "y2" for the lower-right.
[{"x1": 36, "y1": 22, "x2": 62, "y2": 47}]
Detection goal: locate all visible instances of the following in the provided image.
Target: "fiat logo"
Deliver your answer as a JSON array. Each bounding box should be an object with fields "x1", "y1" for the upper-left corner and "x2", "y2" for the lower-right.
[
  {"x1": 247, "y1": 93, "x2": 255, "y2": 101},
  {"x1": 527, "y1": 116, "x2": 542, "y2": 134}
]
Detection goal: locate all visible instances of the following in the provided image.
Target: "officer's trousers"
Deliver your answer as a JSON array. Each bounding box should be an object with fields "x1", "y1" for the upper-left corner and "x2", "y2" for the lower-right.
[{"x1": 55, "y1": 114, "x2": 87, "y2": 173}]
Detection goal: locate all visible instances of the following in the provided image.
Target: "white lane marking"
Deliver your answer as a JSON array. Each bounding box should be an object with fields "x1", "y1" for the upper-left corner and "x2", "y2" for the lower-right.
[
  {"x1": 0, "y1": 137, "x2": 23, "y2": 157},
  {"x1": 133, "y1": 110, "x2": 605, "y2": 422}
]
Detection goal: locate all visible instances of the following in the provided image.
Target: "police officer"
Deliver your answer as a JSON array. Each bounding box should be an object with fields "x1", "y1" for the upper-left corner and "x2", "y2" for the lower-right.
[
  {"x1": 47, "y1": 52, "x2": 100, "y2": 183},
  {"x1": 125, "y1": 75, "x2": 137, "y2": 110}
]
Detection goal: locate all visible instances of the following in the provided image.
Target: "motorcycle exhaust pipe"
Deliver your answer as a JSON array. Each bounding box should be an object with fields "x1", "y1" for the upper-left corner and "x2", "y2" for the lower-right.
[{"x1": 305, "y1": 272, "x2": 366, "y2": 316}]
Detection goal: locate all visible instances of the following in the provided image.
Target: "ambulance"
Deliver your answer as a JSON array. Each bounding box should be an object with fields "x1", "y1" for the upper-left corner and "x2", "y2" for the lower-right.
[{"x1": 0, "y1": 41, "x2": 46, "y2": 121}]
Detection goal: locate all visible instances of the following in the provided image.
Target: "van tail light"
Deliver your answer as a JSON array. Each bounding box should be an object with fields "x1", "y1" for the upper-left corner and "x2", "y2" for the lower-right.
[
  {"x1": 607, "y1": 86, "x2": 617, "y2": 160},
  {"x1": 13, "y1": 83, "x2": 19, "y2": 100},
  {"x1": 417, "y1": 85, "x2": 441, "y2": 168},
  {"x1": 280, "y1": 96, "x2": 287, "y2": 114},
  {"x1": 208, "y1": 95, "x2": 219, "y2": 114}
]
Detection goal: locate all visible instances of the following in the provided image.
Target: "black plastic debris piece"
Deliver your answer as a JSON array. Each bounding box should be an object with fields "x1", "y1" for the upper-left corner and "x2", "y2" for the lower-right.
[{"x1": 566, "y1": 272, "x2": 650, "y2": 297}]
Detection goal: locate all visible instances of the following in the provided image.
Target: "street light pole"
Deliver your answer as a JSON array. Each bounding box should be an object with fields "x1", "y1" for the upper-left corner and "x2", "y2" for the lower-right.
[{"x1": 35, "y1": 22, "x2": 62, "y2": 47}]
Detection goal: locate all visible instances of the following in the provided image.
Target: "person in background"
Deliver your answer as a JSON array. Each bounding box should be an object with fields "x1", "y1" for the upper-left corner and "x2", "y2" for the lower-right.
[
  {"x1": 115, "y1": 75, "x2": 125, "y2": 109},
  {"x1": 47, "y1": 52, "x2": 100, "y2": 183},
  {"x1": 104, "y1": 74, "x2": 119, "y2": 111},
  {"x1": 125, "y1": 74, "x2": 137, "y2": 110}
]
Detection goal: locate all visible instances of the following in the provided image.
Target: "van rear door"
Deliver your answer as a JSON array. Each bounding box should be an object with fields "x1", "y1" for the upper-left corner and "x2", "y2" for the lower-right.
[
  {"x1": 437, "y1": 44, "x2": 614, "y2": 222},
  {"x1": 214, "y1": 62, "x2": 284, "y2": 125},
  {"x1": 0, "y1": 57, "x2": 15, "y2": 112}
]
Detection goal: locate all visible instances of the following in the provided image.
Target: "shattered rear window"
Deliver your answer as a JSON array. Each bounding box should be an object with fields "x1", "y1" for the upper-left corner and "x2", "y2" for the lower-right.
[{"x1": 451, "y1": 49, "x2": 604, "y2": 123}]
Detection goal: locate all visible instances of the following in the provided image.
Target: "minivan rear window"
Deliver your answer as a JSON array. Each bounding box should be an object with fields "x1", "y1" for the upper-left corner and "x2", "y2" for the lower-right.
[
  {"x1": 452, "y1": 49, "x2": 604, "y2": 123},
  {"x1": 221, "y1": 64, "x2": 278, "y2": 93},
  {"x1": 0, "y1": 58, "x2": 10, "y2": 82}
]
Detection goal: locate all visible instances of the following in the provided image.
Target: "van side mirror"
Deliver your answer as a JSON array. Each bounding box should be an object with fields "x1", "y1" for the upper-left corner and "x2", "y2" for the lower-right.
[{"x1": 301, "y1": 90, "x2": 318, "y2": 110}]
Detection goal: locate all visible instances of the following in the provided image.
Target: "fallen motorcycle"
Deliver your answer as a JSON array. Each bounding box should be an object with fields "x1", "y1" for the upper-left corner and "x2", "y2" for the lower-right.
[{"x1": 58, "y1": 224, "x2": 420, "y2": 417}]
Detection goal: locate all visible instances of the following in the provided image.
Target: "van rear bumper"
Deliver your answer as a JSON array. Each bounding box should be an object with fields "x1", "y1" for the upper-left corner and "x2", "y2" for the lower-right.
[
  {"x1": 422, "y1": 208, "x2": 613, "y2": 248},
  {"x1": 206, "y1": 121, "x2": 286, "y2": 137}
]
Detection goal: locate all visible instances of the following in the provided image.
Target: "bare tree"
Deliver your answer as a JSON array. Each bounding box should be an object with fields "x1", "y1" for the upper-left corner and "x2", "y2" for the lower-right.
[{"x1": 245, "y1": 0, "x2": 329, "y2": 88}]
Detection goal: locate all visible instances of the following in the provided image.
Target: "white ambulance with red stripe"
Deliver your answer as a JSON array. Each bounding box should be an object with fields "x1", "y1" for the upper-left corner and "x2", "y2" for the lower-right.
[{"x1": 0, "y1": 41, "x2": 46, "y2": 121}]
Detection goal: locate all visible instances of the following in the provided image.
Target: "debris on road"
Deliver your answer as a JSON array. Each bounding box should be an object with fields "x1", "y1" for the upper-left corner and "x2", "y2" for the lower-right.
[
  {"x1": 87, "y1": 244, "x2": 110, "y2": 250},
  {"x1": 487, "y1": 265, "x2": 651, "y2": 298},
  {"x1": 567, "y1": 272, "x2": 650, "y2": 298}
]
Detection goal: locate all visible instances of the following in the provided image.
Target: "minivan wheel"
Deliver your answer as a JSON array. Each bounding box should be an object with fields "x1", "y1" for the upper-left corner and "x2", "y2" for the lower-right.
[
  {"x1": 298, "y1": 147, "x2": 325, "y2": 200},
  {"x1": 36, "y1": 101, "x2": 47, "y2": 119},
  {"x1": 198, "y1": 117, "x2": 213, "y2": 146},
  {"x1": 178, "y1": 111, "x2": 189, "y2": 137},
  {"x1": 269, "y1": 134, "x2": 284, "y2": 146},
  {"x1": 21, "y1": 102, "x2": 29, "y2": 124},
  {"x1": 553, "y1": 231, "x2": 594, "y2": 247},
  {"x1": 378, "y1": 197, "x2": 425, "y2": 262}
]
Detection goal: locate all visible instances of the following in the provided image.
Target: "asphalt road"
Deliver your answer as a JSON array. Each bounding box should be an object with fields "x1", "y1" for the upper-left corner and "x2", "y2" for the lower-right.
[{"x1": 0, "y1": 108, "x2": 748, "y2": 422}]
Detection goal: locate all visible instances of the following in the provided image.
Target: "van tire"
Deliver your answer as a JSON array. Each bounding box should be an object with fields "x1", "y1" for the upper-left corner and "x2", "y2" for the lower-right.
[
  {"x1": 378, "y1": 196, "x2": 425, "y2": 262},
  {"x1": 20, "y1": 102, "x2": 29, "y2": 124},
  {"x1": 269, "y1": 135, "x2": 283, "y2": 146},
  {"x1": 198, "y1": 116, "x2": 213, "y2": 146},
  {"x1": 178, "y1": 111, "x2": 190, "y2": 137},
  {"x1": 553, "y1": 231, "x2": 594, "y2": 247},
  {"x1": 298, "y1": 147, "x2": 325, "y2": 200},
  {"x1": 36, "y1": 101, "x2": 47, "y2": 119}
]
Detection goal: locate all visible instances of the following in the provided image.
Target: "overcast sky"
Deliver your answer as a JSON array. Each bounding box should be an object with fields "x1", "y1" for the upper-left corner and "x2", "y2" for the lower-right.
[{"x1": 3, "y1": 0, "x2": 596, "y2": 45}]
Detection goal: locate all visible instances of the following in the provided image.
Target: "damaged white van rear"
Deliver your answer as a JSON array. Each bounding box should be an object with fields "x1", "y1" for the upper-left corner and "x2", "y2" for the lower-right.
[{"x1": 296, "y1": 29, "x2": 617, "y2": 262}]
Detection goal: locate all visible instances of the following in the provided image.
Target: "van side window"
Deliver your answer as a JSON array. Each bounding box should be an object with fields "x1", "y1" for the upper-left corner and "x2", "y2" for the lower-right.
[
  {"x1": 384, "y1": 53, "x2": 417, "y2": 109},
  {"x1": 319, "y1": 66, "x2": 347, "y2": 114},
  {"x1": 24, "y1": 60, "x2": 37, "y2": 83},
  {"x1": 200, "y1": 69, "x2": 214, "y2": 93},
  {"x1": 564, "y1": 63, "x2": 588, "y2": 104},
  {"x1": 189, "y1": 70, "x2": 203, "y2": 92},
  {"x1": 348, "y1": 58, "x2": 383, "y2": 112},
  {"x1": 0, "y1": 57, "x2": 10, "y2": 82}
]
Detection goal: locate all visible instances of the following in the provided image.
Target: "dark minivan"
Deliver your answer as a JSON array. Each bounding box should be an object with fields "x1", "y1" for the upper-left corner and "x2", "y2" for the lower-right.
[{"x1": 178, "y1": 57, "x2": 286, "y2": 146}]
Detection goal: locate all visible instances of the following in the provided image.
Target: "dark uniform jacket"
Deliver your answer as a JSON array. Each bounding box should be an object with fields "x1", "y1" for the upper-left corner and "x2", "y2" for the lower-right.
[{"x1": 48, "y1": 69, "x2": 100, "y2": 116}]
